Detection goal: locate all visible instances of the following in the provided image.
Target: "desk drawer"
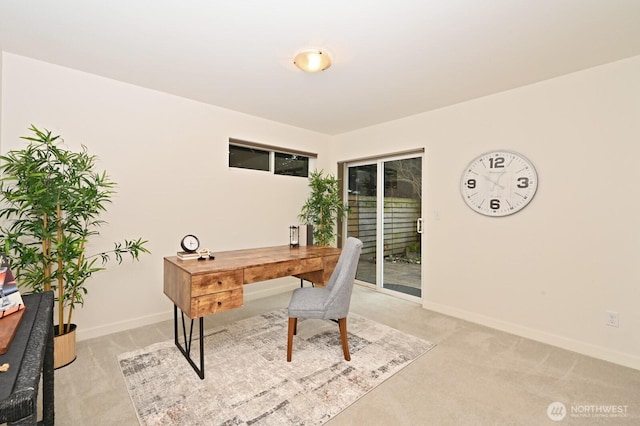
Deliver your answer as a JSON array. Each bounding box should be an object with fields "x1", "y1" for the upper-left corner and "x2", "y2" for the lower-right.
[
  {"x1": 244, "y1": 257, "x2": 323, "y2": 283},
  {"x1": 192, "y1": 270, "x2": 243, "y2": 297},
  {"x1": 192, "y1": 288, "x2": 243, "y2": 317}
]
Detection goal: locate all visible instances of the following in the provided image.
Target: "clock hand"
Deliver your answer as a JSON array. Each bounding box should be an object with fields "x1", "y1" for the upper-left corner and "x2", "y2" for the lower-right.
[
  {"x1": 493, "y1": 171, "x2": 506, "y2": 190},
  {"x1": 482, "y1": 174, "x2": 505, "y2": 190},
  {"x1": 482, "y1": 174, "x2": 497, "y2": 186}
]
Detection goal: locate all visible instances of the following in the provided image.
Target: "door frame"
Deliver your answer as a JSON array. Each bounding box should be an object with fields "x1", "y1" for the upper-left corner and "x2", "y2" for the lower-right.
[{"x1": 340, "y1": 150, "x2": 424, "y2": 303}]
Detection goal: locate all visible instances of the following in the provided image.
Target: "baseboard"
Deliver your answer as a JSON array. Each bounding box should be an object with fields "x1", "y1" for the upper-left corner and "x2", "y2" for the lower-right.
[
  {"x1": 422, "y1": 300, "x2": 640, "y2": 371},
  {"x1": 76, "y1": 279, "x2": 299, "y2": 341},
  {"x1": 76, "y1": 310, "x2": 173, "y2": 341},
  {"x1": 243, "y1": 279, "x2": 299, "y2": 302}
]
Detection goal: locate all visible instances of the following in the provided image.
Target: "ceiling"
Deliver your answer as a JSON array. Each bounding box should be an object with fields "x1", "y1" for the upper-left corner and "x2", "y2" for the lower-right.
[{"x1": 1, "y1": 1, "x2": 639, "y2": 135}]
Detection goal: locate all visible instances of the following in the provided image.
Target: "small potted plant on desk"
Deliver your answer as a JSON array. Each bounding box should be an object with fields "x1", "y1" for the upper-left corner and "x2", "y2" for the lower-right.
[{"x1": 0, "y1": 125, "x2": 150, "y2": 368}]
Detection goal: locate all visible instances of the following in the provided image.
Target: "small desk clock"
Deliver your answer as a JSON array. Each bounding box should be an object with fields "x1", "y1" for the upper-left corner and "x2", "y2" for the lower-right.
[{"x1": 180, "y1": 234, "x2": 200, "y2": 253}]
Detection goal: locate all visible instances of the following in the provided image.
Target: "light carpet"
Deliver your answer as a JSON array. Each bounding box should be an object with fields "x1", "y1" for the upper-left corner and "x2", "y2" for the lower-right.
[{"x1": 118, "y1": 309, "x2": 435, "y2": 425}]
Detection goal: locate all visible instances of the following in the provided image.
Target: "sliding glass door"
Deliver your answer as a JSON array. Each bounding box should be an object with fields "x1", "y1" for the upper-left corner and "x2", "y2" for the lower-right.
[
  {"x1": 345, "y1": 153, "x2": 423, "y2": 300},
  {"x1": 346, "y1": 163, "x2": 378, "y2": 284}
]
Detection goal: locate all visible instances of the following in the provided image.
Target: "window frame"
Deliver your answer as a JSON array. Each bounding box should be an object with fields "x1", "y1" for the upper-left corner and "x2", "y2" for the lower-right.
[
  {"x1": 229, "y1": 138, "x2": 316, "y2": 178},
  {"x1": 228, "y1": 144, "x2": 271, "y2": 172}
]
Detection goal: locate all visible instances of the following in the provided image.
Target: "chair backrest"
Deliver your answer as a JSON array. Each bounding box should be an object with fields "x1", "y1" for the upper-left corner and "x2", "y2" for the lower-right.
[{"x1": 322, "y1": 237, "x2": 363, "y2": 319}]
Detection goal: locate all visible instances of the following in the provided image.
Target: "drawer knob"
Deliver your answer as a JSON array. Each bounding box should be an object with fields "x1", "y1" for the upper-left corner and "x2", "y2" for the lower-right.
[
  {"x1": 218, "y1": 280, "x2": 223, "y2": 285},
  {"x1": 217, "y1": 301, "x2": 222, "y2": 306}
]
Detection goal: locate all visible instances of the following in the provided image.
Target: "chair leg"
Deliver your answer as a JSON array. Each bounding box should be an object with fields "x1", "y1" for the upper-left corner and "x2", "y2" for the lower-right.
[
  {"x1": 338, "y1": 317, "x2": 350, "y2": 361},
  {"x1": 287, "y1": 317, "x2": 297, "y2": 362}
]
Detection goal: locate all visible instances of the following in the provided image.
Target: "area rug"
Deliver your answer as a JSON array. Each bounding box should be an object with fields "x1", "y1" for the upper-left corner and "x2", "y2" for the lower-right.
[{"x1": 118, "y1": 309, "x2": 435, "y2": 425}]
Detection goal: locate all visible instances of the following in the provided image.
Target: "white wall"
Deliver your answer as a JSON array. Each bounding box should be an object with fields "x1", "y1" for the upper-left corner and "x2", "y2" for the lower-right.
[
  {"x1": 2, "y1": 51, "x2": 639, "y2": 370},
  {"x1": 330, "y1": 55, "x2": 640, "y2": 370},
  {"x1": 0, "y1": 53, "x2": 3, "y2": 134},
  {"x1": 0, "y1": 52, "x2": 331, "y2": 340}
]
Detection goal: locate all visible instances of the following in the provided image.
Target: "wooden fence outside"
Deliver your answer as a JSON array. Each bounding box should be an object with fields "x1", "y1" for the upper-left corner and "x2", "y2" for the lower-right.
[{"x1": 347, "y1": 195, "x2": 420, "y2": 258}]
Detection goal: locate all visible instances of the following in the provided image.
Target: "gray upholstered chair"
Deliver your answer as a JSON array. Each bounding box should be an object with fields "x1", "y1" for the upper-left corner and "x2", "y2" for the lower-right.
[{"x1": 287, "y1": 237, "x2": 363, "y2": 362}]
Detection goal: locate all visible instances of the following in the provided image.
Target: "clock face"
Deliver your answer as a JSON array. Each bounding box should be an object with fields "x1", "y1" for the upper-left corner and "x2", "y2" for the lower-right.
[
  {"x1": 460, "y1": 150, "x2": 538, "y2": 217},
  {"x1": 180, "y1": 234, "x2": 200, "y2": 253}
]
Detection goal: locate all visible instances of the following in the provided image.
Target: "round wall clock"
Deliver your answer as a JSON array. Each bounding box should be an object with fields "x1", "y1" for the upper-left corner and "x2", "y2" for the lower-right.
[
  {"x1": 180, "y1": 234, "x2": 200, "y2": 252},
  {"x1": 460, "y1": 150, "x2": 538, "y2": 217}
]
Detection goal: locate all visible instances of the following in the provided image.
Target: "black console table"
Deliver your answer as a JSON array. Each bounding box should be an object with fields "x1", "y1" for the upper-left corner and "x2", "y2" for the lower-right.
[{"x1": 0, "y1": 292, "x2": 54, "y2": 425}]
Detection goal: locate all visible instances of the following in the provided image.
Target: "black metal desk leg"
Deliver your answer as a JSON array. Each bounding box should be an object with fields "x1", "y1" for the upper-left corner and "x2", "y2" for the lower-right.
[
  {"x1": 299, "y1": 279, "x2": 315, "y2": 288},
  {"x1": 173, "y1": 305, "x2": 205, "y2": 380}
]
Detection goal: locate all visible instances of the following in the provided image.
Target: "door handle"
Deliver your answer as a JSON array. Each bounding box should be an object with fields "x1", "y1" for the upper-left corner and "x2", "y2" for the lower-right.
[{"x1": 416, "y1": 218, "x2": 423, "y2": 234}]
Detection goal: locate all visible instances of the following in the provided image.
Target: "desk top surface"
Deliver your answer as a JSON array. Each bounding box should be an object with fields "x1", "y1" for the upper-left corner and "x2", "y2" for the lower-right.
[{"x1": 164, "y1": 245, "x2": 341, "y2": 275}]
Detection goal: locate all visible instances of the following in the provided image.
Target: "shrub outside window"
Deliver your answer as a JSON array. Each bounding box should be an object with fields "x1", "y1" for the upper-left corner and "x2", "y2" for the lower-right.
[{"x1": 274, "y1": 152, "x2": 309, "y2": 177}]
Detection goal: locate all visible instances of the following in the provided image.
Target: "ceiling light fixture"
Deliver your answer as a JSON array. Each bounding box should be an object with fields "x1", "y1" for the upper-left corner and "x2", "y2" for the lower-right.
[{"x1": 293, "y1": 50, "x2": 332, "y2": 73}]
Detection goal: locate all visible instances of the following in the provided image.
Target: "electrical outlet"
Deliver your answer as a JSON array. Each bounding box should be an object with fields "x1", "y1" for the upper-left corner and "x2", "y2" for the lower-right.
[{"x1": 605, "y1": 311, "x2": 619, "y2": 328}]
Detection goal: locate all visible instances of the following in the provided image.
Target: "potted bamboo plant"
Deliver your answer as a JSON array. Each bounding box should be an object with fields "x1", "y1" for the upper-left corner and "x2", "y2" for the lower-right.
[
  {"x1": 0, "y1": 125, "x2": 149, "y2": 368},
  {"x1": 298, "y1": 169, "x2": 347, "y2": 247}
]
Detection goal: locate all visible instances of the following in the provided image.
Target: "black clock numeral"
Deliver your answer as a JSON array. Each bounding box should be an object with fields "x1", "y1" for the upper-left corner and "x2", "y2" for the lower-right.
[
  {"x1": 466, "y1": 178, "x2": 476, "y2": 189},
  {"x1": 489, "y1": 157, "x2": 505, "y2": 168},
  {"x1": 517, "y1": 177, "x2": 529, "y2": 188},
  {"x1": 490, "y1": 199, "x2": 500, "y2": 210}
]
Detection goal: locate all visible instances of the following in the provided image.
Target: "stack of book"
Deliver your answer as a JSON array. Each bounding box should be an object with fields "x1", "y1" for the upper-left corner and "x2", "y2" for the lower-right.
[
  {"x1": 177, "y1": 251, "x2": 200, "y2": 261},
  {"x1": 1, "y1": 260, "x2": 26, "y2": 354},
  {"x1": 1, "y1": 265, "x2": 25, "y2": 319}
]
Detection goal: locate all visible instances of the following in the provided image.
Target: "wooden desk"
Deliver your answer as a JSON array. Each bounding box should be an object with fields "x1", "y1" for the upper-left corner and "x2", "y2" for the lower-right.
[{"x1": 163, "y1": 245, "x2": 341, "y2": 378}]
